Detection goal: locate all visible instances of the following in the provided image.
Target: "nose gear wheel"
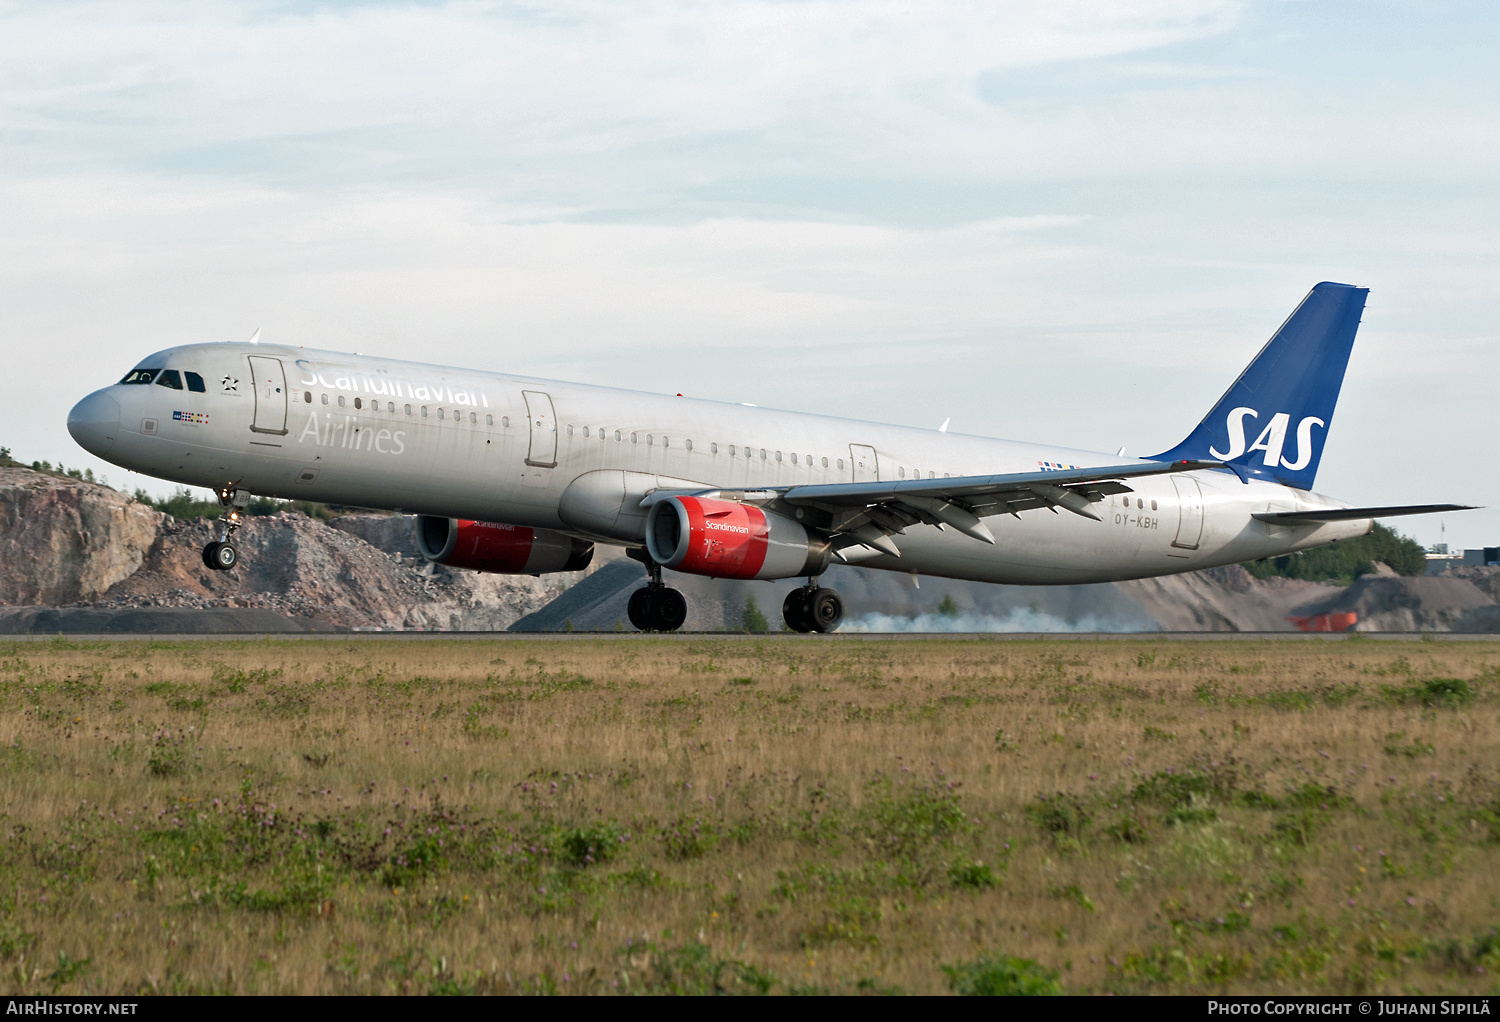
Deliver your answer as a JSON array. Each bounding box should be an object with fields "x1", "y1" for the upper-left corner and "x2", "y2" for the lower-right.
[{"x1": 201, "y1": 487, "x2": 249, "y2": 571}]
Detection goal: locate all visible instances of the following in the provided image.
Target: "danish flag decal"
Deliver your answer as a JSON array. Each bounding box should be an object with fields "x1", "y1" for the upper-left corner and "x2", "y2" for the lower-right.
[{"x1": 1151, "y1": 282, "x2": 1368, "y2": 491}]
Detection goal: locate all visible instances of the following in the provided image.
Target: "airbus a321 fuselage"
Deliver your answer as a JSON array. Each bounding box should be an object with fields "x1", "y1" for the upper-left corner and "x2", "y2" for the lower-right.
[{"x1": 66, "y1": 282, "x2": 1469, "y2": 632}]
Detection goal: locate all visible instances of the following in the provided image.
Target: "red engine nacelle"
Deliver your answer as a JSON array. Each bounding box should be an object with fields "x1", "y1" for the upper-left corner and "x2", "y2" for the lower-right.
[
  {"x1": 645, "y1": 496, "x2": 829, "y2": 580},
  {"x1": 416, "y1": 516, "x2": 594, "y2": 575}
]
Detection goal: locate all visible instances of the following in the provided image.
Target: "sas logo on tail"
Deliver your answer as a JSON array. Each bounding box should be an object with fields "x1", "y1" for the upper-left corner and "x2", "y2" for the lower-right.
[{"x1": 1209, "y1": 407, "x2": 1323, "y2": 470}]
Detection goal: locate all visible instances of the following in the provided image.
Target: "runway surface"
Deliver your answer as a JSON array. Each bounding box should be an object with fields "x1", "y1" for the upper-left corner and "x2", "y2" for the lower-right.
[{"x1": 5, "y1": 631, "x2": 1499, "y2": 643}]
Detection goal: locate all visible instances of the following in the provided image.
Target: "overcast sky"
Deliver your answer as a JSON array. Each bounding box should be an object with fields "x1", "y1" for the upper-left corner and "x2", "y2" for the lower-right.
[{"x1": 3, "y1": 0, "x2": 1496, "y2": 547}]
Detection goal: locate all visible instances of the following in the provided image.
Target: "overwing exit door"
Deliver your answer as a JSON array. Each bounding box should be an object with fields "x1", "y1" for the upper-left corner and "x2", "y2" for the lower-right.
[
  {"x1": 247, "y1": 356, "x2": 288, "y2": 435},
  {"x1": 1171, "y1": 476, "x2": 1204, "y2": 550},
  {"x1": 523, "y1": 391, "x2": 558, "y2": 468},
  {"x1": 849, "y1": 444, "x2": 879, "y2": 482}
]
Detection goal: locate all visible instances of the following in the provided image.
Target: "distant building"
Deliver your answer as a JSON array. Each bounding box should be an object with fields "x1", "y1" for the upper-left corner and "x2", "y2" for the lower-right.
[
  {"x1": 1426, "y1": 551, "x2": 1465, "y2": 575},
  {"x1": 1463, "y1": 547, "x2": 1500, "y2": 567},
  {"x1": 1425, "y1": 542, "x2": 1500, "y2": 575}
]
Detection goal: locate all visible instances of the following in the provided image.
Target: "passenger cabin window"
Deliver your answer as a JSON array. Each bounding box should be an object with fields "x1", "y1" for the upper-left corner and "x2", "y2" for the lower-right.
[
  {"x1": 354, "y1": 397, "x2": 362, "y2": 410},
  {"x1": 711, "y1": 443, "x2": 718, "y2": 454},
  {"x1": 338, "y1": 395, "x2": 345, "y2": 407},
  {"x1": 727, "y1": 445, "x2": 735, "y2": 456},
  {"x1": 404, "y1": 404, "x2": 411, "y2": 415},
  {"x1": 304, "y1": 392, "x2": 313, "y2": 403},
  {"x1": 567, "y1": 424, "x2": 574, "y2": 436},
  {"x1": 685, "y1": 439, "x2": 692, "y2": 451},
  {"x1": 486, "y1": 414, "x2": 493, "y2": 425},
  {"x1": 837, "y1": 459, "x2": 845, "y2": 470},
  {"x1": 184, "y1": 372, "x2": 205, "y2": 393},
  {"x1": 582, "y1": 426, "x2": 589, "y2": 437},
  {"x1": 822, "y1": 457, "x2": 828, "y2": 468},
  {"x1": 322, "y1": 394, "x2": 330, "y2": 405},
  {"x1": 502, "y1": 416, "x2": 510, "y2": 428},
  {"x1": 155, "y1": 370, "x2": 183, "y2": 390},
  {"x1": 470, "y1": 412, "x2": 477, "y2": 424},
  {"x1": 119, "y1": 368, "x2": 160, "y2": 385}
]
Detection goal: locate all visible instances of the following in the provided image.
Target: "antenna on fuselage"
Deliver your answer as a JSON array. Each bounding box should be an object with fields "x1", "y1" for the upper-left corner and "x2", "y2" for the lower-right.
[
  {"x1": 247, "y1": 328, "x2": 260, "y2": 345},
  {"x1": 938, "y1": 417, "x2": 950, "y2": 433}
]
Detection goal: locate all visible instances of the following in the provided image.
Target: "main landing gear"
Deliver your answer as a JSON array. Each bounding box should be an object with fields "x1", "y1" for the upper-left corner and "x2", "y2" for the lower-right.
[
  {"x1": 202, "y1": 486, "x2": 249, "y2": 572},
  {"x1": 626, "y1": 558, "x2": 689, "y2": 632},
  {"x1": 783, "y1": 580, "x2": 844, "y2": 634}
]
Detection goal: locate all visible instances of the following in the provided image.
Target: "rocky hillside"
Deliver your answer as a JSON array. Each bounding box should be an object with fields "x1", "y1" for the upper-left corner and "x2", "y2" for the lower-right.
[
  {"x1": 0, "y1": 467, "x2": 606, "y2": 632},
  {"x1": 0, "y1": 466, "x2": 1495, "y2": 633},
  {"x1": 0, "y1": 467, "x2": 162, "y2": 604}
]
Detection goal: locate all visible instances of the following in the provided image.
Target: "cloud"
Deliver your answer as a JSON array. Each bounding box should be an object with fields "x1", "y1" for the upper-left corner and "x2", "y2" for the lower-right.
[{"x1": 2, "y1": 1, "x2": 1498, "y2": 548}]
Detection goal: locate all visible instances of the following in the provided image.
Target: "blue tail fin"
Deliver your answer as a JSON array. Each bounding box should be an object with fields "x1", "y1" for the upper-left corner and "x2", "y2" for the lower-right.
[{"x1": 1150, "y1": 281, "x2": 1367, "y2": 490}]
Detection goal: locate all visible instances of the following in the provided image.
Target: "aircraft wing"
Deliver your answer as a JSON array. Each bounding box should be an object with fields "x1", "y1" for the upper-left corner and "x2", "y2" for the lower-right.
[
  {"x1": 759, "y1": 458, "x2": 1222, "y2": 557},
  {"x1": 1252, "y1": 504, "x2": 1476, "y2": 523}
]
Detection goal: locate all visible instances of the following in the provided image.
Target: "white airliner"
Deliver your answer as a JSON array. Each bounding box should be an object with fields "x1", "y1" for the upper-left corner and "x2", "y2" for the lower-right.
[{"x1": 67, "y1": 282, "x2": 1469, "y2": 632}]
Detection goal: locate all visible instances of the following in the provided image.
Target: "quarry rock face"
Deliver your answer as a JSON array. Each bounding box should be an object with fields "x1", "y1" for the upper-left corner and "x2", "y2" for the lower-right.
[
  {"x1": 93, "y1": 511, "x2": 607, "y2": 631},
  {"x1": 0, "y1": 466, "x2": 1495, "y2": 632},
  {"x1": 0, "y1": 467, "x2": 163, "y2": 605},
  {"x1": 0, "y1": 468, "x2": 602, "y2": 631}
]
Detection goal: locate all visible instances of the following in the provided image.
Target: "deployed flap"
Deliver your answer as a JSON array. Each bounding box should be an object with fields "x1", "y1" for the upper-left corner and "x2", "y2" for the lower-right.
[
  {"x1": 781, "y1": 459, "x2": 1221, "y2": 510},
  {"x1": 1253, "y1": 504, "x2": 1476, "y2": 523}
]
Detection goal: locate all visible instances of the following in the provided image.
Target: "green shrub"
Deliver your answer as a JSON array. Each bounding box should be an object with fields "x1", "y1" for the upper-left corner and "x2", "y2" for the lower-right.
[
  {"x1": 615, "y1": 941, "x2": 775, "y2": 995},
  {"x1": 948, "y1": 859, "x2": 998, "y2": 890},
  {"x1": 660, "y1": 816, "x2": 718, "y2": 860},
  {"x1": 943, "y1": 953, "x2": 1061, "y2": 996},
  {"x1": 1381, "y1": 678, "x2": 1474, "y2": 708},
  {"x1": 1025, "y1": 793, "x2": 1090, "y2": 839},
  {"x1": 560, "y1": 821, "x2": 627, "y2": 866}
]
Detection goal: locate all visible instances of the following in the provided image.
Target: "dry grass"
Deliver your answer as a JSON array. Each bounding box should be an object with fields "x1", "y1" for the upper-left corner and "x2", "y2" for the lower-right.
[{"x1": 0, "y1": 634, "x2": 1498, "y2": 995}]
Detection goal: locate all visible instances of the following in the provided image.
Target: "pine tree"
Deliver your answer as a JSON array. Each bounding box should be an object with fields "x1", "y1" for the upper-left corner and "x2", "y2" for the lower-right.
[{"x1": 741, "y1": 594, "x2": 769, "y2": 633}]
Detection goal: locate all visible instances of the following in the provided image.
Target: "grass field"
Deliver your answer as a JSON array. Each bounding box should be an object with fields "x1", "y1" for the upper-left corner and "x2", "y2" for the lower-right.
[{"x1": 0, "y1": 635, "x2": 1498, "y2": 995}]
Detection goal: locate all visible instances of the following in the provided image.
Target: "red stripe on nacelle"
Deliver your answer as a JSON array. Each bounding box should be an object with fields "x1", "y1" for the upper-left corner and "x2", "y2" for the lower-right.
[
  {"x1": 675, "y1": 496, "x2": 769, "y2": 579},
  {"x1": 445, "y1": 519, "x2": 536, "y2": 573}
]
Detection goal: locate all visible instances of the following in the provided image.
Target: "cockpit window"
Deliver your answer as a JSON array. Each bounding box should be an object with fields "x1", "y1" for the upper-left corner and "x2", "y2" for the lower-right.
[
  {"x1": 184, "y1": 371, "x2": 206, "y2": 393},
  {"x1": 120, "y1": 369, "x2": 160, "y2": 385},
  {"x1": 155, "y1": 370, "x2": 183, "y2": 390}
]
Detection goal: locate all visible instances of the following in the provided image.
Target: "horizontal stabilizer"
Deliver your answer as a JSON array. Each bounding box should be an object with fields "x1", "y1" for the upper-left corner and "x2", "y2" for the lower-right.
[{"x1": 1252, "y1": 504, "x2": 1476, "y2": 523}]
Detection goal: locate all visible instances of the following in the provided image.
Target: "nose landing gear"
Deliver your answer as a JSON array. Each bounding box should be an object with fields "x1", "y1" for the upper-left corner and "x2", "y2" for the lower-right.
[
  {"x1": 783, "y1": 580, "x2": 844, "y2": 633},
  {"x1": 625, "y1": 553, "x2": 688, "y2": 632},
  {"x1": 202, "y1": 486, "x2": 250, "y2": 572}
]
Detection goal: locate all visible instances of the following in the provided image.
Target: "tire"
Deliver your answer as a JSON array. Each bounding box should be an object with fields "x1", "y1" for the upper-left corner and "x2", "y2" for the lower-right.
[
  {"x1": 210, "y1": 541, "x2": 239, "y2": 571},
  {"x1": 627, "y1": 588, "x2": 652, "y2": 631},
  {"x1": 808, "y1": 588, "x2": 844, "y2": 633},
  {"x1": 782, "y1": 589, "x2": 813, "y2": 633},
  {"x1": 202, "y1": 542, "x2": 220, "y2": 569},
  {"x1": 651, "y1": 588, "x2": 688, "y2": 632}
]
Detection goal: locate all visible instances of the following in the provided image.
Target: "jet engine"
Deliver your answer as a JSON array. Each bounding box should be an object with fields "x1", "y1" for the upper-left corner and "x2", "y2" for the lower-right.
[
  {"x1": 645, "y1": 496, "x2": 830, "y2": 580},
  {"x1": 416, "y1": 516, "x2": 594, "y2": 575}
]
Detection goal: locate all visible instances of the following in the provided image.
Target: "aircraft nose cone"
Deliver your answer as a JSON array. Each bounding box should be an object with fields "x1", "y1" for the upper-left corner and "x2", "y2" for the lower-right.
[{"x1": 67, "y1": 390, "x2": 120, "y2": 457}]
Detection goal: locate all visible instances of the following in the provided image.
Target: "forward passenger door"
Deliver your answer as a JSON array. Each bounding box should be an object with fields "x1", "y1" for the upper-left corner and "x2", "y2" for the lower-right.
[{"x1": 247, "y1": 356, "x2": 288, "y2": 435}]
